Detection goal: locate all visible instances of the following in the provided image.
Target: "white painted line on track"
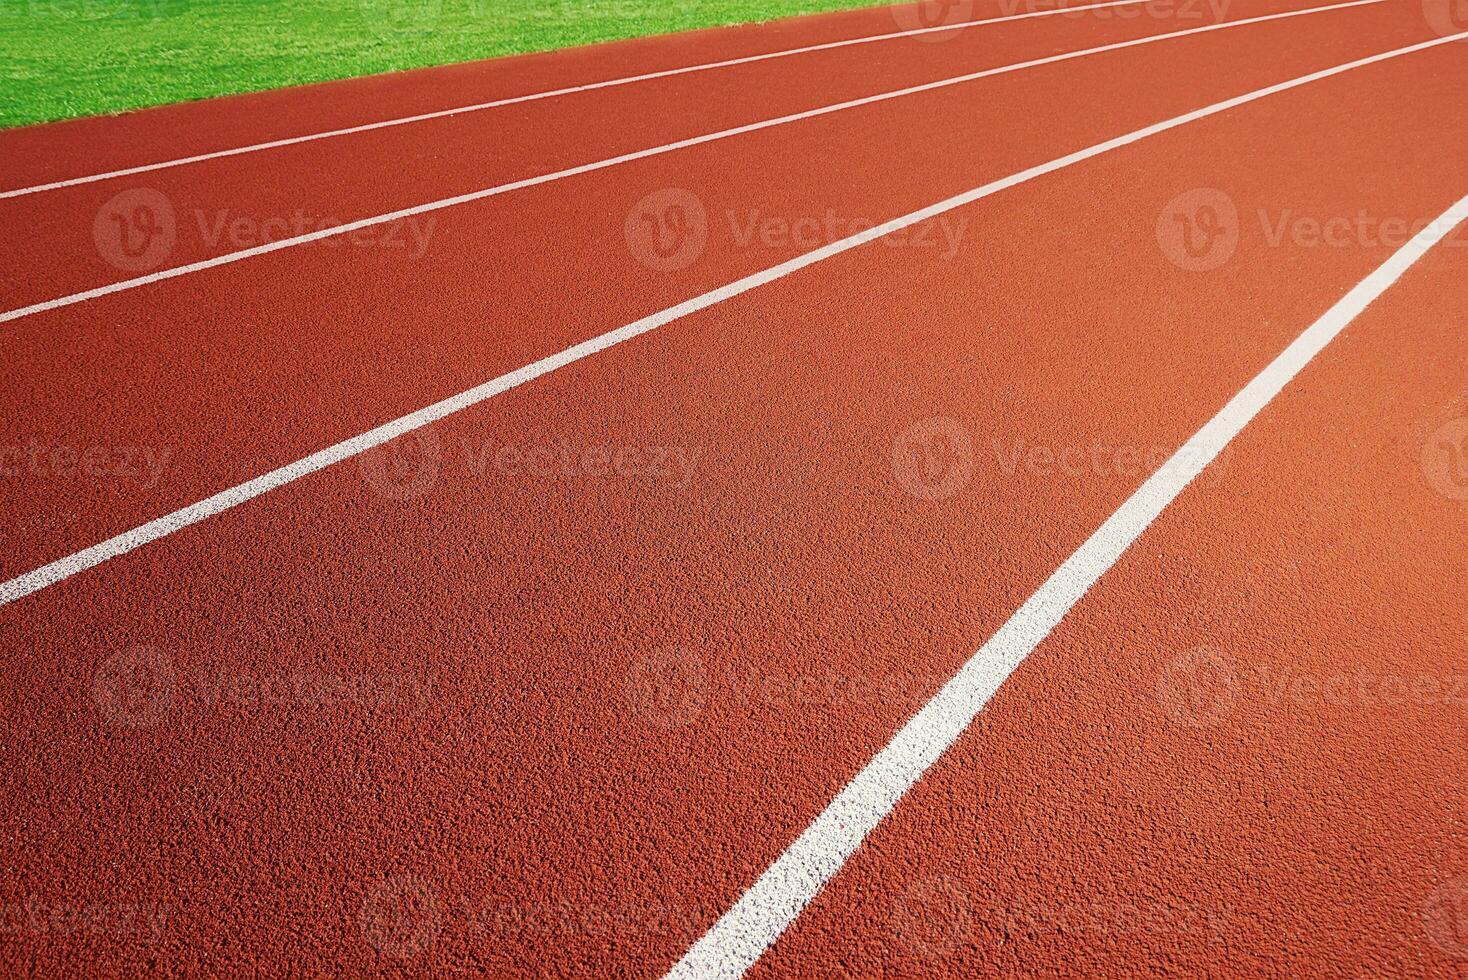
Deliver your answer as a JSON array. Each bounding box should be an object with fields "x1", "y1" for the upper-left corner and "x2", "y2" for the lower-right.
[
  {"x1": 0, "y1": 0, "x2": 1387, "y2": 327},
  {"x1": 0, "y1": 0, "x2": 1161, "y2": 200},
  {"x1": 1, "y1": 28, "x2": 1461, "y2": 610},
  {"x1": 665, "y1": 190, "x2": 1468, "y2": 979}
]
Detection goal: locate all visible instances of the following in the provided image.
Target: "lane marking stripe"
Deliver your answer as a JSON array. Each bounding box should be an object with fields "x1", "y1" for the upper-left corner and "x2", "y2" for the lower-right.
[
  {"x1": 0, "y1": 0, "x2": 1163, "y2": 200},
  {"x1": 1, "y1": 29, "x2": 1461, "y2": 610},
  {"x1": 665, "y1": 192, "x2": 1468, "y2": 980},
  {"x1": 0, "y1": 0, "x2": 1386, "y2": 327}
]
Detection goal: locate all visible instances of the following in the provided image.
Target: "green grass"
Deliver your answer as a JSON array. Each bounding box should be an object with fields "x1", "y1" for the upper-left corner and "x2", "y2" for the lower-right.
[{"x1": 0, "y1": 0, "x2": 886, "y2": 128}]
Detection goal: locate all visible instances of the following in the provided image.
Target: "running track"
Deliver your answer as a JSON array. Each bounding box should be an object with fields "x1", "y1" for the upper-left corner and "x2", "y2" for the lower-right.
[{"x1": 1, "y1": 0, "x2": 1465, "y2": 974}]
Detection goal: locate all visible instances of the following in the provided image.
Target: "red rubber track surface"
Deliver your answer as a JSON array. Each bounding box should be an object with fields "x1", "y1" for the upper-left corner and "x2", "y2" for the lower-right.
[
  {"x1": 754, "y1": 229, "x2": 1468, "y2": 980},
  {"x1": 1, "y1": 0, "x2": 1464, "y2": 976},
  {"x1": 0, "y1": 0, "x2": 1439, "y2": 576}
]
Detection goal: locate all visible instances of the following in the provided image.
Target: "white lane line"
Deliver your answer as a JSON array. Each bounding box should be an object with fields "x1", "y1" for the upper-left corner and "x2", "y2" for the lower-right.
[
  {"x1": 0, "y1": 0, "x2": 1161, "y2": 200},
  {"x1": 0, "y1": 0, "x2": 1386, "y2": 327},
  {"x1": 665, "y1": 191, "x2": 1468, "y2": 980},
  {"x1": 0, "y1": 29, "x2": 1460, "y2": 610}
]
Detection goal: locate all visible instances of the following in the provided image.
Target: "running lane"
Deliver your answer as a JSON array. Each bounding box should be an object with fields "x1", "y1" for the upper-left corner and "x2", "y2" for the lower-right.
[
  {"x1": 0, "y1": 0, "x2": 1329, "y2": 310},
  {"x1": 0, "y1": 34, "x2": 1463, "y2": 976},
  {"x1": 750, "y1": 206, "x2": 1468, "y2": 979},
  {"x1": 0, "y1": 0, "x2": 1123, "y2": 189},
  {"x1": 0, "y1": 0, "x2": 1440, "y2": 581}
]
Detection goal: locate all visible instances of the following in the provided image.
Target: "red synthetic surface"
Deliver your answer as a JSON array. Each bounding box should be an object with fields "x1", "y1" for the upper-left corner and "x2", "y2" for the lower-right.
[{"x1": 1, "y1": 0, "x2": 1465, "y2": 976}]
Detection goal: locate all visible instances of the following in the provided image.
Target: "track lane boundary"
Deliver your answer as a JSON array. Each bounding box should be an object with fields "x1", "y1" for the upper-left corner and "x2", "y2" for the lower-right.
[
  {"x1": 0, "y1": 0, "x2": 1388, "y2": 327},
  {"x1": 0, "y1": 0, "x2": 1161, "y2": 200},
  {"x1": 665, "y1": 190, "x2": 1468, "y2": 979},
  {"x1": 0, "y1": 29, "x2": 1461, "y2": 610}
]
